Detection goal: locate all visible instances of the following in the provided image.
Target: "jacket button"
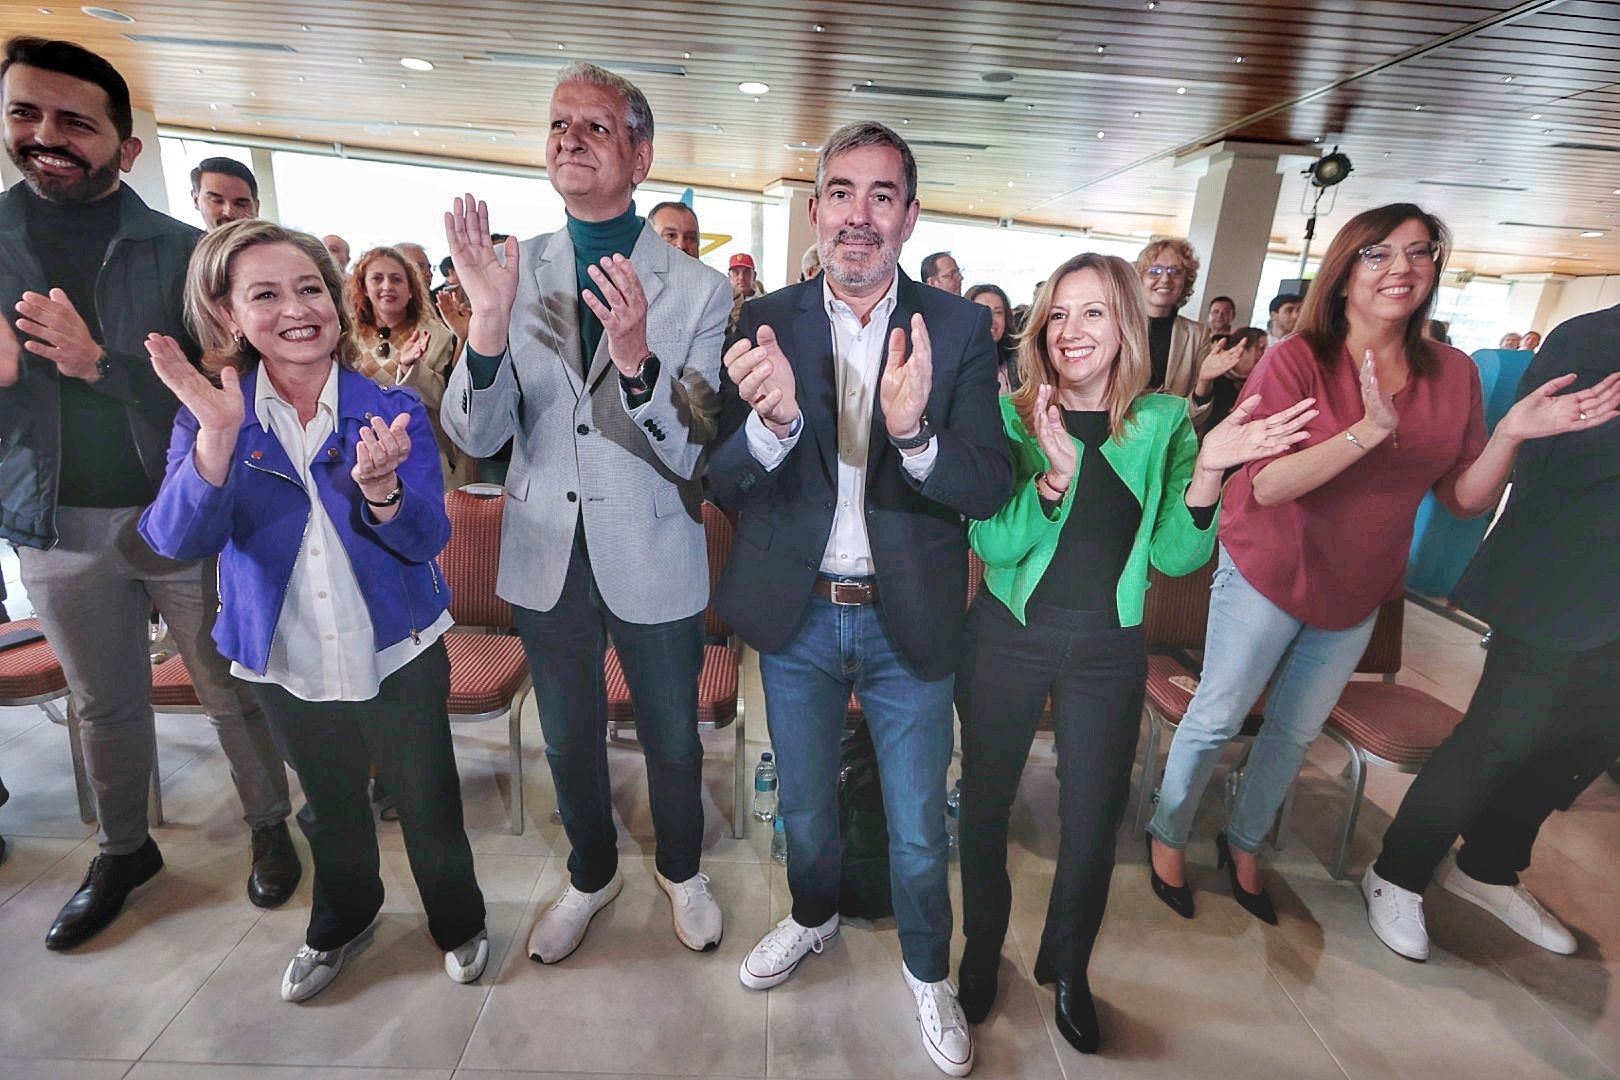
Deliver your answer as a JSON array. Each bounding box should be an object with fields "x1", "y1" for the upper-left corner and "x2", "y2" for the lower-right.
[
  {"x1": 327, "y1": 447, "x2": 340, "y2": 459},
  {"x1": 250, "y1": 450, "x2": 264, "y2": 460},
  {"x1": 577, "y1": 424, "x2": 589, "y2": 435},
  {"x1": 364, "y1": 411, "x2": 374, "y2": 420},
  {"x1": 566, "y1": 491, "x2": 577, "y2": 502}
]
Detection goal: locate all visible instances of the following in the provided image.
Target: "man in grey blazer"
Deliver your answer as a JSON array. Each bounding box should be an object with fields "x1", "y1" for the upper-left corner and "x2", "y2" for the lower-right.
[{"x1": 442, "y1": 62, "x2": 731, "y2": 963}]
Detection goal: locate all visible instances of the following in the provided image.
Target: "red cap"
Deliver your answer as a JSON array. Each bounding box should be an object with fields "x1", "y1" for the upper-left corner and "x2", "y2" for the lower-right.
[{"x1": 729, "y1": 253, "x2": 756, "y2": 271}]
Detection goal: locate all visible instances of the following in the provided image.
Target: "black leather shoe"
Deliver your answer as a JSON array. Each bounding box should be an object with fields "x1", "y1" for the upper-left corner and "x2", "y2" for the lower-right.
[
  {"x1": 1054, "y1": 975, "x2": 1101, "y2": 1054},
  {"x1": 957, "y1": 939, "x2": 1000, "y2": 1024},
  {"x1": 1215, "y1": 833, "x2": 1277, "y2": 926},
  {"x1": 46, "y1": 836, "x2": 163, "y2": 951},
  {"x1": 1146, "y1": 833, "x2": 1194, "y2": 919},
  {"x1": 248, "y1": 821, "x2": 302, "y2": 909}
]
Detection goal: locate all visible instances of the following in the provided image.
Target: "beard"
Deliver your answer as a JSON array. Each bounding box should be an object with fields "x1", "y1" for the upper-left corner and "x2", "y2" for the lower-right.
[
  {"x1": 6, "y1": 141, "x2": 122, "y2": 204},
  {"x1": 819, "y1": 226, "x2": 900, "y2": 292}
]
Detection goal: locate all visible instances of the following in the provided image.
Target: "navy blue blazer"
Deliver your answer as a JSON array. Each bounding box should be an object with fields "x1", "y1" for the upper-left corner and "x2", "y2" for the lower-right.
[
  {"x1": 707, "y1": 271, "x2": 1013, "y2": 680},
  {"x1": 1453, "y1": 302, "x2": 1620, "y2": 652}
]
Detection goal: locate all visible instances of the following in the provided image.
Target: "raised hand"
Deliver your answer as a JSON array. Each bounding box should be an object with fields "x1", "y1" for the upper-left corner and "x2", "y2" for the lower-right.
[
  {"x1": 15, "y1": 289, "x2": 103, "y2": 381},
  {"x1": 146, "y1": 333, "x2": 242, "y2": 486},
  {"x1": 880, "y1": 313, "x2": 933, "y2": 441},
  {"x1": 0, "y1": 316, "x2": 20, "y2": 388},
  {"x1": 583, "y1": 254, "x2": 651, "y2": 375},
  {"x1": 435, "y1": 288, "x2": 471, "y2": 345},
  {"x1": 444, "y1": 193, "x2": 519, "y2": 355},
  {"x1": 1498, "y1": 371, "x2": 1620, "y2": 442},
  {"x1": 353, "y1": 413, "x2": 412, "y2": 506},
  {"x1": 1030, "y1": 383, "x2": 1077, "y2": 490},
  {"x1": 1198, "y1": 394, "x2": 1318, "y2": 472},
  {"x1": 725, "y1": 323, "x2": 799, "y2": 435},
  {"x1": 1197, "y1": 339, "x2": 1246, "y2": 384},
  {"x1": 398, "y1": 328, "x2": 432, "y2": 370},
  {"x1": 1360, "y1": 349, "x2": 1400, "y2": 435}
]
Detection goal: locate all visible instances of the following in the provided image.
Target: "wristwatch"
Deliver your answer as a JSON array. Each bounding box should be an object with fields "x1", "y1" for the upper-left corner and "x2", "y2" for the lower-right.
[
  {"x1": 889, "y1": 415, "x2": 933, "y2": 450},
  {"x1": 94, "y1": 351, "x2": 112, "y2": 382},
  {"x1": 364, "y1": 480, "x2": 403, "y2": 508},
  {"x1": 620, "y1": 353, "x2": 658, "y2": 395}
]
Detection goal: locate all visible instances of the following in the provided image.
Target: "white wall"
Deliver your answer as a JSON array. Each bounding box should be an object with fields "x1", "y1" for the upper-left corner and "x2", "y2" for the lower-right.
[{"x1": 1540, "y1": 275, "x2": 1620, "y2": 334}]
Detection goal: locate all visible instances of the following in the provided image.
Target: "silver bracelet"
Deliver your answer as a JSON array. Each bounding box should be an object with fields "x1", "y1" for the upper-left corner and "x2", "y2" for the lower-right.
[{"x1": 1343, "y1": 429, "x2": 1367, "y2": 451}]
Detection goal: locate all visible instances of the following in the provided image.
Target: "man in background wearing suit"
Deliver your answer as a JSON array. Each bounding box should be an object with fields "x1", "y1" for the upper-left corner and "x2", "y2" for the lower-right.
[
  {"x1": 1364, "y1": 303, "x2": 1620, "y2": 963},
  {"x1": 708, "y1": 121, "x2": 1012, "y2": 1078},
  {"x1": 442, "y1": 62, "x2": 730, "y2": 963}
]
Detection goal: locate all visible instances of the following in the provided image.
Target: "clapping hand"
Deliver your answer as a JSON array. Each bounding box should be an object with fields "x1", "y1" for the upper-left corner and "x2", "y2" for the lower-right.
[
  {"x1": 583, "y1": 254, "x2": 651, "y2": 376},
  {"x1": 1197, "y1": 339, "x2": 1246, "y2": 384},
  {"x1": 398, "y1": 328, "x2": 432, "y2": 371},
  {"x1": 1360, "y1": 350, "x2": 1400, "y2": 436},
  {"x1": 880, "y1": 313, "x2": 933, "y2": 442},
  {"x1": 1497, "y1": 371, "x2": 1620, "y2": 442},
  {"x1": 444, "y1": 193, "x2": 518, "y2": 355},
  {"x1": 146, "y1": 333, "x2": 243, "y2": 486},
  {"x1": 1030, "y1": 383, "x2": 1077, "y2": 494},
  {"x1": 1197, "y1": 394, "x2": 1318, "y2": 473},
  {"x1": 15, "y1": 289, "x2": 104, "y2": 382},
  {"x1": 353, "y1": 414, "x2": 411, "y2": 508},
  {"x1": 724, "y1": 324, "x2": 799, "y2": 435}
]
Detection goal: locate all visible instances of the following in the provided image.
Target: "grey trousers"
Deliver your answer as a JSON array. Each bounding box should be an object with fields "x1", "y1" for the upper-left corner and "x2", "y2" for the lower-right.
[{"x1": 17, "y1": 506, "x2": 291, "y2": 854}]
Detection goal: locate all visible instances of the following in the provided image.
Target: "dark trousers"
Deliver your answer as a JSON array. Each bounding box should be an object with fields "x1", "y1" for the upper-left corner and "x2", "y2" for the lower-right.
[
  {"x1": 253, "y1": 640, "x2": 486, "y2": 952},
  {"x1": 512, "y1": 525, "x2": 705, "y2": 892},
  {"x1": 956, "y1": 594, "x2": 1147, "y2": 982},
  {"x1": 1375, "y1": 631, "x2": 1620, "y2": 893}
]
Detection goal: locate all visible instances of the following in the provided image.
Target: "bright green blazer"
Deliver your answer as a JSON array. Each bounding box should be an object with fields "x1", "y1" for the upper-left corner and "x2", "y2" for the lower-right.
[{"x1": 970, "y1": 393, "x2": 1219, "y2": 627}]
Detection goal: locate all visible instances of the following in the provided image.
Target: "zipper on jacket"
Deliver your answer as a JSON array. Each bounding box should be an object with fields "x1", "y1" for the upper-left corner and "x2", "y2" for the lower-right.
[
  {"x1": 244, "y1": 456, "x2": 311, "y2": 670},
  {"x1": 399, "y1": 568, "x2": 421, "y2": 643}
]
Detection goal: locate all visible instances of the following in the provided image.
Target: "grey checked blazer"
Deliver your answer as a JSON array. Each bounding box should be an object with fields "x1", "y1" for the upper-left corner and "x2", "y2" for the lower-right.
[{"x1": 442, "y1": 221, "x2": 731, "y2": 622}]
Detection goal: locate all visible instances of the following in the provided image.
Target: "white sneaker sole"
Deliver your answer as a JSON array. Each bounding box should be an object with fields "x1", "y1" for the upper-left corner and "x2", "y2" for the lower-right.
[
  {"x1": 528, "y1": 874, "x2": 623, "y2": 965},
  {"x1": 656, "y1": 874, "x2": 722, "y2": 953},
  {"x1": 738, "y1": 926, "x2": 839, "y2": 990}
]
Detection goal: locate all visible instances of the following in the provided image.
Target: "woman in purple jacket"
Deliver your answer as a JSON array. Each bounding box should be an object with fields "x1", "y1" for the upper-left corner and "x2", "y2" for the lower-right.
[{"x1": 138, "y1": 220, "x2": 486, "y2": 1003}]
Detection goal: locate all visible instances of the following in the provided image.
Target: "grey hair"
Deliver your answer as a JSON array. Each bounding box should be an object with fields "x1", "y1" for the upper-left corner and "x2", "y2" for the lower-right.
[
  {"x1": 555, "y1": 61, "x2": 654, "y2": 146},
  {"x1": 815, "y1": 121, "x2": 918, "y2": 206}
]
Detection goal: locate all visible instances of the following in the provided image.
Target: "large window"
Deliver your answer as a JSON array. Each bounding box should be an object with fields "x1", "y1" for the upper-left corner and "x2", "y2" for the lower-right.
[{"x1": 158, "y1": 137, "x2": 255, "y2": 230}]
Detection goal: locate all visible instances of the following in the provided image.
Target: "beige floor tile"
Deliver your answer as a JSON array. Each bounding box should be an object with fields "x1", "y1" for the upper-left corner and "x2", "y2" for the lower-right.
[
  {"x1": 459, "y1": 856, "x2": 770, "y2": 1076},
  {"x1": 0, "y1": 709, "x2": 99, "y2": 840},
  {"x1": 142, "y1": 851, "x2": 543, "y2": 1069},
  {"x1": 130, "y1": 1066, "x2": 450, "y2": 1079},
  {"x1": 0, "y1": 835, "x2": 87, "y2": 906},
  {"x1": 0, "y1": 840, "x2": 269, "y2": 1060},
  {"x1": 3, "y1": 1059, "x2": 134, "y2": 1079},
  {"x1": 452, "y1": 1074, "x2": 760, "y2": 1080},
  {"x1": 1266, "y1": 873, "x2": 1614, "y2": 1080}
]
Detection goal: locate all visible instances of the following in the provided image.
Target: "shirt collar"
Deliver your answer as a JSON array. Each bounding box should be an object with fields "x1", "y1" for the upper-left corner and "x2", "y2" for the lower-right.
[
  {"x1": 822, "y1": 271, "x2": 899, "y2": 326},
  {"x1": 254, "y1": 360, "x2": 340, "y2": 431}
]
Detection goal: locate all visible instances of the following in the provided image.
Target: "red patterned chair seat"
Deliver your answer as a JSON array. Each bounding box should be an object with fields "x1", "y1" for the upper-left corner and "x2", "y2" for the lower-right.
[
  {"x1": 1326, "y1": 680, "x2": 1463, "y2": 767},
  {"x1": 445, "y1": 632, "x2": 531, "y2": 716},
  {"x1": 150, "y1": 654, "x2": 202, "y2": 709},
  {"x1": 605, "y1": 644, "x2": 739, "y2": 728},
  {"x1": 0, "y1": 618, "x2": 68, "y2": 701},
  {"x1": 1145, "y1": 652, "x2": 1266, "y2": 736}
]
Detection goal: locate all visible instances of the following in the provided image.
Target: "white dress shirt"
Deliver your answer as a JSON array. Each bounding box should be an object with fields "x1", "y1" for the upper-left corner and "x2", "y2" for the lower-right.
[
  {"x1": 230, "y1": 363, "x2": 452, "y2": 702},
  {"x1": 745, "y1": 274, "x2": 938, "y2": 577}
]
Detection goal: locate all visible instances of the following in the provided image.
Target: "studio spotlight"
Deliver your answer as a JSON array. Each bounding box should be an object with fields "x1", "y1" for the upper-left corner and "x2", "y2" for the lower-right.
[{"x1": 1307, "y1": 148, "x2": 1353, "y2": 188}]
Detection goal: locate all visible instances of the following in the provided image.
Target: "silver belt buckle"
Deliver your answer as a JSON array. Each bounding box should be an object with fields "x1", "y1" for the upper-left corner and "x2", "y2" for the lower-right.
[{"x1": 830, "y1": 580, "x2": 863, "y2": 606}]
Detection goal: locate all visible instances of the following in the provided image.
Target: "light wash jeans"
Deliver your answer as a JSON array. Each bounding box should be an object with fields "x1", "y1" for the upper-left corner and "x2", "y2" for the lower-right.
[{"x1": 1147, "y1": 545, "x2": 1377, "y2": 854}]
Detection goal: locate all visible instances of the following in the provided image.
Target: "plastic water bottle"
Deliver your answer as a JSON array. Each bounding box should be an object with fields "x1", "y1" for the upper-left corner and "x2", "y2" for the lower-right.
[
  {"x1": 753, "y1": 751, "x2": 779, "y2": 822},
  {"x1": 771, "y1": 813, "x2": 788, "y2": 865},
  {"x1": 945, "y1": 780, "x2": 962, "y2": 853}
]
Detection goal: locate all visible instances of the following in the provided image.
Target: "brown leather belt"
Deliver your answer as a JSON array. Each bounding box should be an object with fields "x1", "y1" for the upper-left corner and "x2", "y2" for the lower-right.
[{"x1": 812, "y1": 577, "x2": 879, "y2": 606}]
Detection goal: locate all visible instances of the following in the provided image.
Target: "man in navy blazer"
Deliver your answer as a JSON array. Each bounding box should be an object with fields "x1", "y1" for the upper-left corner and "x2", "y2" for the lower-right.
[{"x1": 708, "y1": 120, "x2": 1011, "y2": 1078}]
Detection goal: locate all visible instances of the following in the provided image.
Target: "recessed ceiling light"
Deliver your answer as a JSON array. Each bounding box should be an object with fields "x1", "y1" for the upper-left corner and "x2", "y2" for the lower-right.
[
  {"x1": 1006, "y1": 180, "x2": 1014, "y2": 187},
  {"x1": 683, "y1": 52, "x2": 690, "y2": 59},
  {"x1": 356, "y1": 56, "x2": 364, "y2": 63},
  {"x1": 556, "y1": 42, "x2": 565, "y2": 49},
  {"x1": 1025, "y1": 103, "x2": 1034, "y2": 111},
  {"x1": 1580, "y1": 230, "x2": 1604, "y2": 237},
  {"x1": 300, "y1": 23, "x2": 309, "y2": 30},
  {"x1": 81, "y1": 6, "x2": 134, "y2": 22},
  {"x1": 37, "y1": 6, "x2": 51, "y2": 13},
  {"x1": 1096, "y1": 130, "x2": 1105, "y2": 138},
  {"x1": 813, "y1": 23, "x2": 825, "y2": 31},
  {"x1": 400, "y1": 57, "x2": 434, "y2": 71},
  {"x1": 1543, "y1": 128, "x2": 1553, "y2": 134},
  {"x1": 1233, "y1": 55, "x2": 1245, "y2": 63},
  {"x1": 981, "y1": 71, "x2": 1016, "y2": 83},
  {"x1": 1503, "y1": 75, "x2": 1514, "y2": 83},
  {"x1": 412, "y1": 129, "x2": 420, "y2": 136},
  {"x1": 1095, "y1": 45, "x2": 1106, "y2": 54},
  {"x1": 1531, "y1": 113, "x2": 1542, "y2": 119},
  {"x1": 1145, "y1": 0, "x2": 1158, "y2": 8},
  {"x1": 738, "y1": 80, "x2": 769, "y2": 95},
  {"x1": 1414, "y1": 104, "x2": 1424, "y2": 111},
  {"x1": 729, "y1": 171, "x2": 737, "y2": 178},
  {"x1": 1612, "y1": 188, "x2": 1620, "y2": 194},
  {"x1": 1175, "y1": 86, "x2": 1187, "y2": 95},
  {"x1": 1133, "y1": 111, "x2": 1141, "y2": 118}
]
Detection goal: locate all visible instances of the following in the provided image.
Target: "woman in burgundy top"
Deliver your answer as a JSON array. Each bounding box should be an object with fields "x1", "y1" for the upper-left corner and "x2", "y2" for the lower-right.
[{"x1": 1144, "y1": 203, "x2": 1619, "y2": 922}]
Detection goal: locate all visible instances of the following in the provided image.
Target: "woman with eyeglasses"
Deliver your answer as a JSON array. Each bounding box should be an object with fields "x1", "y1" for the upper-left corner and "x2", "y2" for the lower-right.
[
  {"x1": 1145, "y1": 203, "x2": 1612, "y2": 924},
  {"x1": 349, "y1": 246, "x2": 470, "y2": 489}
]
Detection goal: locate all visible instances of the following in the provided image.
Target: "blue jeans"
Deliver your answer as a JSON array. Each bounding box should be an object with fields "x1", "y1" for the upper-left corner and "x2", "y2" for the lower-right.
[
  {"x1": 758, "y1": 593, "x2": 956, "y2": 982},
  {"x1": 1148, "y1": 546, "x2": 1377, "y2": 854}
]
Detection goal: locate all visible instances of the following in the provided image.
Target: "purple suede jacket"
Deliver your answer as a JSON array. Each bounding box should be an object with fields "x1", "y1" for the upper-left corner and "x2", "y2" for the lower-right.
[{"x1": 138, "y1": 365, "x2": 452, "y2": 675}]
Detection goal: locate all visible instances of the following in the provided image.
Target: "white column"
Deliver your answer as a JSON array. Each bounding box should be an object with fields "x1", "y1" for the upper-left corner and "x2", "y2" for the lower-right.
[
  {"x1": 1176, "y1": 142, "x2": 1313, "y2": 329},
  {"x1": 1501, "y1": 272, "x2": 1571, "y2": 337},
  {"x1": 765, "y1": 180, "x2": 815, "y2": 290},
  {"x1": 0, "y1": 151, "x2": 21, "y2": 190},
  {"x1": 250, "y1": 146, "x2": 280, "y2": 223},
  {"x1": 124, "y1": 106, "x2": 169, "y2": 213}
]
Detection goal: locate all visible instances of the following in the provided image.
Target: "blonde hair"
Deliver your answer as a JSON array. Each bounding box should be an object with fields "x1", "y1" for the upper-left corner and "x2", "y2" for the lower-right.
[
  {"x1": 349, "y1": 246, "x2": 432, "y2": 339},
  {"x1": 1133, "y1": 236, "x2": 1201, "y2": 308},
  {"x1": 1010, "y1": 253, "x2": 1150, "y2": 442},
  {"x1": 184, "y1": 218, "x2": 358, "y2": 373}
]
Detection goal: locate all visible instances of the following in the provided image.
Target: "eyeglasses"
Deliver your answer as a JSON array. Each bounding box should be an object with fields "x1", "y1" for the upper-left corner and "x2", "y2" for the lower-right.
[
  {"x1": 1357, "y1": 241, "x2": 1441, "y2": 271},
  {"x1": 1144, "y1": 264, "x2": 1188, "y2": 280}
]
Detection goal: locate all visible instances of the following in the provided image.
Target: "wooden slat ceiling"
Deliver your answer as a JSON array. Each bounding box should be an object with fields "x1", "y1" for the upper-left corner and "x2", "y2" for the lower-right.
[{"x1": 5, "y1": 0, "x2": 1619, "y2": 275}]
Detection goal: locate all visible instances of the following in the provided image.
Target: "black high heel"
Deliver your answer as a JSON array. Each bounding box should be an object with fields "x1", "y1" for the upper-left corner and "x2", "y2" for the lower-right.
[
  {"x1": 1215, "y1": 833, "x2": 1278, "y2": 925},
  {"x1": 1054, "y1": 975, "x2": 1101, "y2": 1054},
  {"x1": 1145, "y1": 833, "x2": 1194, "y2": 919}
]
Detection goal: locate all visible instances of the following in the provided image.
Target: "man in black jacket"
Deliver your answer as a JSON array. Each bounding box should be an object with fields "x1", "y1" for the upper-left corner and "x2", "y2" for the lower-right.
[
  {"x1": 1364, "y1": 302, "x2": 1620, "y2": 962},
  {"x1": 709, "y1": 120, "x2": 1010, "y2": 1078},
  {"x1": 0, "y1": 36, "x2": 298, "y2": 950}
]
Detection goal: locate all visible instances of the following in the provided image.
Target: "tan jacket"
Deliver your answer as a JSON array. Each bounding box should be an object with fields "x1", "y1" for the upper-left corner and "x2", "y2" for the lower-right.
[
  {"x1": 353, "y1": 319, "x2": 472, "y2": 489},
  {"x1": 1161, "y1": 313, "x2": 1212, "y2": 427}
]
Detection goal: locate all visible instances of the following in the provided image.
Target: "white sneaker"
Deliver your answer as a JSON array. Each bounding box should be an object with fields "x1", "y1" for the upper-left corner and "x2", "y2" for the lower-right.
[
  {"x1": 657, "y1": 870, "x2": 723, "y2": 952},
  {"x1": 903, "y1": 965, "x2": 975, "y2": 1077},
  {"x1": 280, "y1": 919, "x2": 377, "y2": 1003},
  {"x1": 1435, "y1": 851, "x2": 1577, "y2": 955},
  {"x1": 526, "y1": 872, "x2": 623, "y2": 964},
  {"x1": 445, "y1": 928, "x2": 489, "y2": 983},
  {"x1": 738, "y1": 913, "x2": 839, "y2": 990},
  {"x1": 1362, "y1": 865, "x2": 1430, "y2": 961}
]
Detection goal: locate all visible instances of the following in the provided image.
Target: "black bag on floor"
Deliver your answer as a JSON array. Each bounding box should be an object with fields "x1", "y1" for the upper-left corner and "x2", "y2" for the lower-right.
[{"x1": 838, "y1": 720, "x2": 893, "y2": 919}]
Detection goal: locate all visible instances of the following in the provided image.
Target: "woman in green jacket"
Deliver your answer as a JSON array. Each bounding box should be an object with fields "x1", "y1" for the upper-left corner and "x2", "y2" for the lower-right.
[{"x1": 953, "y1": 253, "x2": 1315, "y2": 1054}]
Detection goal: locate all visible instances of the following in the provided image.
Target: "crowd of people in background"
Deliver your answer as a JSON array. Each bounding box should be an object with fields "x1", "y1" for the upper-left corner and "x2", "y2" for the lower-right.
[{"x1": 2, "y1": 31, "x2": 1618, "y2": 1080}]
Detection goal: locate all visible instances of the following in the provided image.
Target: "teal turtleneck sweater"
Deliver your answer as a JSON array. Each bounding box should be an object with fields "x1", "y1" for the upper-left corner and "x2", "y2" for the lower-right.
[{"x1": 569, "y1": 201, "x2": 644, "y2": 374}]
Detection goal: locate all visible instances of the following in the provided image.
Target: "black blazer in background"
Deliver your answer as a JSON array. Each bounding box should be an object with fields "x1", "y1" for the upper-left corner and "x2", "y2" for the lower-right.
[
  {"x1": 1453, "y1": 302, "x2": 1620, "y2": 652},
  {"x1": 706, "y1": 271, "x2": 1014, "y2": 680}
]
